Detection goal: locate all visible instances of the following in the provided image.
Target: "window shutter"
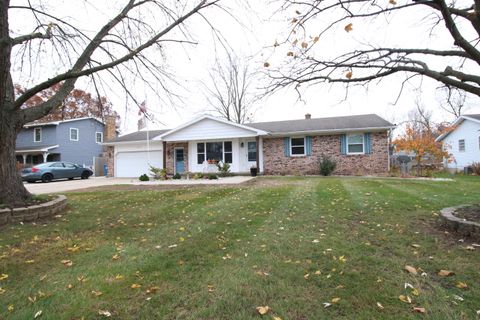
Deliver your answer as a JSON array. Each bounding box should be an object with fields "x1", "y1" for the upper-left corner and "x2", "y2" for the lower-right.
[
  {"x1": 364, "y1": 133, "x2": 372, "y2": 154},
  {"x1": 306, "y1": 136, "x2": 313, "y2": 156},
  {"x1": 340, "y1": 134, "x2": 347, "y2": 155},
  {"x1": 284, "y1": 137, "x2": 290, "y2": 157}
]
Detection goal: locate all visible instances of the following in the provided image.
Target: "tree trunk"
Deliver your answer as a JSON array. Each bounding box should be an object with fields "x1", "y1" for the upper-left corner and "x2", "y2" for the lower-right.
[{"x1": 0, "y1": 113, "x2": 31, "y2": 206}]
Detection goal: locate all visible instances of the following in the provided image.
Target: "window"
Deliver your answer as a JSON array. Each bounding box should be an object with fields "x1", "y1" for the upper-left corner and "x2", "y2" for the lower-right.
[
  {"x1": 64, "y1": 162, "x2": 76, "y2": 169},
  {"x1": 347, "y1": 134, "x2": 364, "y2": 154},
  {"x1": 248, "y1": 141, "x2": 257, "y2": 162},
  {"x1": 197, "y1": 143, "x2": 205, "y2": 164},
  {"x1": 50, "y1": 163, "x2": 64, "y2": 168},
  {"x1": 34, "y1": 128, "x2": 42, "y2": 142},
  {"x1": 290, "y1": 137, "x2": 305, "y2": 155},
  {"x1": 459, "y1": 139, "x2": 465, "y2": 152},
  {"x1": 224, "y1": 141, "x2": 232, "y2": 164},
  {"x1": 196, "y1": 141, "x2": 233, "y2": 164},
  {"x1": 70, "y1": 128, "x2": 79, "y2": 141},
  {"x1": 96, "y1": 132, "x2": 103, "y2": 143}
]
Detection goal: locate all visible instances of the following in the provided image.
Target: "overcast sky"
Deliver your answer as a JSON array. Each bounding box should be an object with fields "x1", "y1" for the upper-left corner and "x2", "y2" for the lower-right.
[{"x1": 11, "y1": 0, "x2": 480, "y2": 133}]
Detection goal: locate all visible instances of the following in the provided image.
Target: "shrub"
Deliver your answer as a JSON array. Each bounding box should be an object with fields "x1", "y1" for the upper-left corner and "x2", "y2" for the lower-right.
[
  {"x1": 217, "y1": 161, "x2": 231, "y2": 177},
  {"x1": 139, "y1": 174, "x2": 150, "y2": 181},
  {"x1": 150, "y1": 165, "x2": 167, "y2": 180},
  {"x1": 471, "y1": 162, "x2": 480, "y2": 175},
  {"x1": 318, "y1": 155, "x2": 337, "y2": 176},
  {"x1": 192, "y1": 172, "x2": 204, "y2": 180},
  {"x1": 173, "y1": 173, "x2": 181, "y2": 179},
  {"x1": 207, "y1": 173, "x2": 218, "y2": 180}
]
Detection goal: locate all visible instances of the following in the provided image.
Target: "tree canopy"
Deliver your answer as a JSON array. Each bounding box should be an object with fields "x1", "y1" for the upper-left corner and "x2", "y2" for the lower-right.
[{"x1": 268, "y1": 0, "x2": 480, "y2": 100}]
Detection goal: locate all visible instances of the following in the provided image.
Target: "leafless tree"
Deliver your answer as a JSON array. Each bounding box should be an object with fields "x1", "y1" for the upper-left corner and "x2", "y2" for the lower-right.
[
  {"x1": 437, "y1": 85, "x2": 468, "y2": 118},
  {"x1": 267, "y1": 0, "x2": 480, "y2": 100},
  {"x1": 205, "y1": 53, "x2": 260, "y2": 123},
  {"x1": 0, "y1": 0, "x2": 221, "y2": 205}
]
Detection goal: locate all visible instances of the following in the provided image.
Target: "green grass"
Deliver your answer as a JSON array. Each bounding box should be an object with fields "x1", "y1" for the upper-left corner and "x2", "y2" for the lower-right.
[{"x1": 0, "y1": 176, "x2": 479, "y2": 319}]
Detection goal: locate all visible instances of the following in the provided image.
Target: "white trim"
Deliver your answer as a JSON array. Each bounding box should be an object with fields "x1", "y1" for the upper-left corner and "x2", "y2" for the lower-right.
[
  {"x1": 70, "y1": 128, "x2": 79, "y2": 141},
  {"x1": 436, "y1": 115, "x2": 480, "y2": 142},
  {"x1": 290, "y1": 136, "x2": 306, "y2": 157},
  {"x1": 15, "y1": 144, "x2": 59, "y2": 154},
  {"x1": 157, "y1": 115, "x2": 268, "y2": 140},
  {"x1": 95, "y1": 131, "x2": 103, "y2": 143},
  {"x1": 346, "y1": 133, "x2": 365, "y2": 155},
  {"x1": 33, "y1": 127, "x2": 42, "y2": 143},
  {"x1": 24, "y1": 116, "x2": 105, "y2": 128},
  {"x1": 265, "y1": 126, "x2": 395, "y2": 137}
]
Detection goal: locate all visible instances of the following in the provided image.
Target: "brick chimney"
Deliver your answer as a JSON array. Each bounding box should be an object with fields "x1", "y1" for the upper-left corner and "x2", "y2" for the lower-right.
[
  {"x1": 305, "y1": 113, "x2": 311, "y2": 120},
  {"x1": 104, "y1": 115, "x2": 117, "y2": 142}
]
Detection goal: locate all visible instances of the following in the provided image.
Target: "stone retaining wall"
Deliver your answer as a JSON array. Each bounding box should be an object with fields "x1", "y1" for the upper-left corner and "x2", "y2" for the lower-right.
[
  {"x1": 0, "y1": 195, "x2": 67, "y2": 226},
  {"x1": 440, "y1": 205, "x2": 480, "y2": 238}
]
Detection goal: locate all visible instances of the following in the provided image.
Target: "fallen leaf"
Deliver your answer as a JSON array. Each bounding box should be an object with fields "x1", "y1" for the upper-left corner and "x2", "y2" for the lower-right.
[
  {"x1": 404, "y1": 265, "x2": 417, "y2": 274},
  {"x1": 438, "y1": 270, "x2": 455, "y2": 277},
  {"x1": 456, "y1": 281, "x2": 468, "y2": 289},
  {"x1": 377, "y1": 302, "x2": 384, "y2": 309},
  {"x1": 67, "y1": 245, "x2": 80, "y2": 253},
  {"x1": 8, "y1": 304, "x2": 14, "y2": 312},
  {"x1": 0, "y1": 287, "x2": 5, "y2": 294},
  {"x1": 25, "y1": 260, "x2": 35, "y2": 264},
  {"x1": 453, "y1": 294, "x2": 464, "y2": 301},
  {"x1": 61, "y1": 260, "x2": 73, "y2": 267},
  {"x1": 34, "y1": 310, "x2": 43, "y2": 318},
  {"x1": 344, "y1": 23, "x2": 353, "y2": 32},
  {"x1": 411, "y1": 244, "x2": 421, "y2": 248},
  {"x1": 112, "y1": 254, "x2": 120, "y2": 260},
  {"x1": 0, "y1": 274, "x2": 8, "y2": 281},
  {"x1": 331, "y1": 297, "x2": 341, "y2": 303},
  {"x1": 323, "y1": 302, "x2": 332, "y2": 308},
  {"x1": 131, "y1": 283, "x2": 142, "y2": 289},
  {"x1": 98, "y1": 310, "x2": 112, "y2": 317},
  {"x1": 115, "y1": 274, "x2": 124, "y2": 280},
  {"x1": 413, "y1": 307, "x2": 425, "y2": 314},
  {"x1": 399, "y1": 295, "x2": 412, "y2": 304},
  {"x1": 256, "y1": 306, "x2": 270, "y2": 315},
  {"x1": 273, "y1": 317, "x2": 282, "y2": 320},
  {"x1": 91, "y1": 290, "x2": 103, "y2": 296}
]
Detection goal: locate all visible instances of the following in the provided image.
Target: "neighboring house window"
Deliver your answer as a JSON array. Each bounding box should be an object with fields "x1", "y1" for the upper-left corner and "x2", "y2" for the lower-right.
[
  {"x1": 34, "y1": 127, "x2": 42, "y2": 142},
  {"x1": 290, "y1": 137, "x2": 305, "y2": 156},
  {"x1": 197, "y1": 143, "x2": 205, "y2": 164},
  {"x1": 196, "y1": 141, "x2": 233, "y2": 164},
  {"x1": 459, "y1": 139, "x2": 465, "y2": 152},
  {"x1": 248, "y1": 141, "x2": 257, "y2": 161},
  {"x1": 96, "y1": 132, "x2": 103, "y2": 143},
  {"x1": 70, "y1": 128, "x2": 79, "y2": 141},
  {"x1": 347, "y1": 133, "x2": 364, "y2": 154},
  {"x1": 224, "y1": 141, "x2": 232, "y2": 164}
]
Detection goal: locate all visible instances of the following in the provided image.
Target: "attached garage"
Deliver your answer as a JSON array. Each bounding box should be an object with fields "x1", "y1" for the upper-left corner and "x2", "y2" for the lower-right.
[{"x1": 115, "y1": 150, "x2": 163, "y2": 178}]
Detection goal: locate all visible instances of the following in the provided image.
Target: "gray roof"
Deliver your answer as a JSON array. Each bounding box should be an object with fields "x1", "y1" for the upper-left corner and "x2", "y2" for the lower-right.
[
  {"x1": 465, "y1": 114, "x2": 480, "y2": 121},
  {"x1": 107, "y1": 129, "x2": 169, "y2": 143},
  {"x1": 247, "y1": 114, "x2": 394, "y2": 134}
]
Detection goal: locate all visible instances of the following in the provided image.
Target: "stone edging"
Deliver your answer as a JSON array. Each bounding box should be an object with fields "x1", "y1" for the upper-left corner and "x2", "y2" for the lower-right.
[
  {"x1": 0, "y1": 195, "x2": 67, "y2": 226},
  {"x1": 440, "y1": 205, "x2": 480, "y2": 238}
]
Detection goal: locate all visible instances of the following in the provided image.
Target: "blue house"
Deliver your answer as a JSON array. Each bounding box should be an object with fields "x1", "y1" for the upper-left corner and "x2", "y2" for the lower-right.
[{"x1": 15, "y1": 117, "x2": 116, "y2": 169}]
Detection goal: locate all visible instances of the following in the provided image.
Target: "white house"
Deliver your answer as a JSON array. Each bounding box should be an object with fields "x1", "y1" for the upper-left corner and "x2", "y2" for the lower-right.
[{"x1": 436, "y1": 114, "x2": 480, "y2": 171}]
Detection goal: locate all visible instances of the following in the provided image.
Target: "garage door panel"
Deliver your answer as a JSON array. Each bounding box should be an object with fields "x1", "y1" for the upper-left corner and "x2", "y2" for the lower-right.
[{"x1": 116, "y1": 151, "x2": 162, "y2": 177}]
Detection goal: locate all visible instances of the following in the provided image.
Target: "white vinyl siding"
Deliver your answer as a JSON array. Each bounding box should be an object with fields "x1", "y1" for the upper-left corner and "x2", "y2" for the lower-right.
[{"x1": 442, "y1": 119, "x2": 480, "y2": 170}]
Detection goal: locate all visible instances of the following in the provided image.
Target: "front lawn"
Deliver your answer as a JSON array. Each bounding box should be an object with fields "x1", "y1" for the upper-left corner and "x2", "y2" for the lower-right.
[{"x1": 0, "y1": 177, "x2": 479, "y2": 319}]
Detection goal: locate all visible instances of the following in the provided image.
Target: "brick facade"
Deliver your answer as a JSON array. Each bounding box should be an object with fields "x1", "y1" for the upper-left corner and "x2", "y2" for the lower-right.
[
  {"x1": 262, "y1": 132, "x2": 389, "y2": 175},
  {"x1": 165, "y1": 142, "x2": 189, "y2": 175}
]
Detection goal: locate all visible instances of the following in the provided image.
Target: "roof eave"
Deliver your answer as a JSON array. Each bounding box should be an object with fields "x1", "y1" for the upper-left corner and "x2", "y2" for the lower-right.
[
  {"x1": 261, "y1": 126, "x2": 396, "y2": 137},
  {"x1": 103, "y1": 140, "x2": 164, "y2": 146}
]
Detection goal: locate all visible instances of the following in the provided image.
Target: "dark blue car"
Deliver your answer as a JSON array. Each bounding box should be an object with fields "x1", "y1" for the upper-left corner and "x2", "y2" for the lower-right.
[{"x1": 22, "y1": 162, "x2": 93, "y2": 183}]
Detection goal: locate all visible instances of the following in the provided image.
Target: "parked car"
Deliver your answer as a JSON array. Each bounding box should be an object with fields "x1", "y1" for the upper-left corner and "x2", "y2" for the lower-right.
[{"x1": 21, "y1": 162, "x2": 93, "y2": 183}]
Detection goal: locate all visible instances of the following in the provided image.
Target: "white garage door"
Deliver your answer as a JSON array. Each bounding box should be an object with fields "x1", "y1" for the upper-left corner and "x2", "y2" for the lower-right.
[{"x1": 116, "y1": 151, "x2": 163, "y2": 178}]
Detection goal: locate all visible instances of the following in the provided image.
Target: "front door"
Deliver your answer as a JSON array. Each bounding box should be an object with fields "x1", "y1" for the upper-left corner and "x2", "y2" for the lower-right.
[{"x1": 175, "y1": 148, "x2": 185, "y2": 174}]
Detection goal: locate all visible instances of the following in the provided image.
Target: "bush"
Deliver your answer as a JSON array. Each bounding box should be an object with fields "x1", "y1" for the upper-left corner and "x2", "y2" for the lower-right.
[
  {"x1": 139, "y1": 174, "x2": 150, "y2": 181},
  {"x1": 150, "y1": 165, "x2": 167, "y2": 180},
  {"x1": 471, "y1": 162, "x2": 480, "y2": 175},
  {"x1": 192, "y1": 172, "x2": 204, "y2": 180},
  {"x1": 318, "y1": 155, "x2": 337, "y2": 176},
  {"x1": 217, "y1": 161, "x2": 231, "y2": 177},
  {"x1": 173, "y1": 173, "x2": 181, "y2": 179},
  {"x1": 207, "y1": 173, "x2": 218, "y2": 180}
]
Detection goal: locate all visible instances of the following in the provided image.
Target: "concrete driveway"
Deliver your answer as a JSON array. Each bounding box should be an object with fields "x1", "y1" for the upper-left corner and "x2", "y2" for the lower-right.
[{"x1": 25, "y1": 176, "x2": 254, "y2": 194}]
